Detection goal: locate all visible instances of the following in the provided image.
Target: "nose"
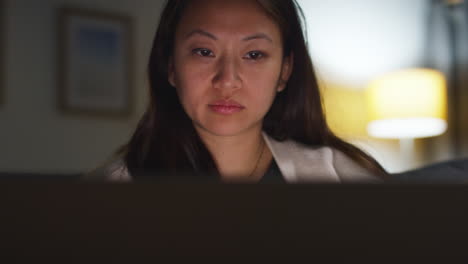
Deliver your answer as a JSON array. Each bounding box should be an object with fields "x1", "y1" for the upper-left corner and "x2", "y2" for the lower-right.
[{"x1": 212, "y1": 56, "x2": 242, "y2": 96}]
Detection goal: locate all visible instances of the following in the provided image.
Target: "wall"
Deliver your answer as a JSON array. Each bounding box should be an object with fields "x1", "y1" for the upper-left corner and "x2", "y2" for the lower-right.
[
  {"x1": 298, "y1": 0, "x2": 428, "y2": 87},
  {"x1": 0, "y1": 0, "x2": 164, "y2": 174},
  {"x1": 424, "y1": 1, "x2": 468, "y2": 164}
]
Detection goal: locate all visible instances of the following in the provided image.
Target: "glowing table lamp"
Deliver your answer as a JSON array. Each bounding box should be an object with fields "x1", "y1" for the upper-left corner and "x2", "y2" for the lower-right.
[{"x1": 366, "y1": 68, "x2": 448, "y2": 169}]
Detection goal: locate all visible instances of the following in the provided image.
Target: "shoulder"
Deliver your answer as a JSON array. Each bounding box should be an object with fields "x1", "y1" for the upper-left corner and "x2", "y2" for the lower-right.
[
  {"x1": 83, "y1": 158, "x2": 132, "y2": 182},
  {"x1": 329, "y1": 148, "x2": 381, "y2": 182},
  {"x1": 263, "y1": 133, "x2": 381, "y2": 183}
]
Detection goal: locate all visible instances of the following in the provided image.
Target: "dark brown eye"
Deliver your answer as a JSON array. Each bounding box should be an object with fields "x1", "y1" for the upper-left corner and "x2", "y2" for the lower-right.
[
  {"x1": 193, "y1": 48, "x2": 214, "y2": 57},
  {"x1": 245, "y1": 51, "x2": 265, "y2": 60}
]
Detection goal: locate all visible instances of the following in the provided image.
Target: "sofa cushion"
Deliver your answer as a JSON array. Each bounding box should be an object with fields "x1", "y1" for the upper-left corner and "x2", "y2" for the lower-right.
[{"x1": 391, "y1": 159, "x2": 468, "y2": 183}]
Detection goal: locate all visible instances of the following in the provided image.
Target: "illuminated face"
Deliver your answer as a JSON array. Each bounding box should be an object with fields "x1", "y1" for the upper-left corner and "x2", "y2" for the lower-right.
[{"x1": 169, "y1": 0, "x2": 293, "y2": 137}]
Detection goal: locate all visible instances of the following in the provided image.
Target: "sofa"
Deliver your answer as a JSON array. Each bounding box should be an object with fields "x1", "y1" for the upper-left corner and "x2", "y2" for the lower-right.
[{"x1": 391, "y1": 158, "x2": 468, "y2": 183}]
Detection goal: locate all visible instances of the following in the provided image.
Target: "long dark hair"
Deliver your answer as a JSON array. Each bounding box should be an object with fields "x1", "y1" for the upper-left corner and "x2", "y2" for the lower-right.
[{"x1": 122, "y1": 0, "x2": 388, "y2": 179}]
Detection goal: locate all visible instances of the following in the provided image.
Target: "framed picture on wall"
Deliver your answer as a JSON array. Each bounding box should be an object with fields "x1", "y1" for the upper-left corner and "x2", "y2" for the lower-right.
[{"x1": 58, "y1": 8, "x2": 133, "y2": 117}]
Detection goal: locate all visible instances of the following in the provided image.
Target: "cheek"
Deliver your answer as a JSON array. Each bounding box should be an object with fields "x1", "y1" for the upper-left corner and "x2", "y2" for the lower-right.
[
  {"x1": 174, "y1": 54, "x2": 212, "y2": 89},
  {"x1": 243, "y1": 64, "x2": 281, "y2": 104},
  {"x1": 173, "y1": 64, "x2": 210, "y2": 114}
]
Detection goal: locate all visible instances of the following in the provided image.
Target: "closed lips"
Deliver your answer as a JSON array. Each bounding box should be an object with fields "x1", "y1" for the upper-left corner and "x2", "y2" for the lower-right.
[
  {"x1": 209, "y1": 100, "x2": 245, "y2": 108},
  {"x1": 208, "y1": 100, "x2": 245, "y2": 114}
]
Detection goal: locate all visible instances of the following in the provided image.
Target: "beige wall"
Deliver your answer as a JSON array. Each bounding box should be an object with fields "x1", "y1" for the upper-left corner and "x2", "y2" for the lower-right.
[{"x1": 0, "y1": 0, "x2": 164, "y2": 174}]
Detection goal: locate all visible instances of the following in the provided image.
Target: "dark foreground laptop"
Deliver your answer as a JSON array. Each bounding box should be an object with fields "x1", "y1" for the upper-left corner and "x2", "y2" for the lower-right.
[{"x1": 1, "y1": 181, "x2": 468, "y2": 261}]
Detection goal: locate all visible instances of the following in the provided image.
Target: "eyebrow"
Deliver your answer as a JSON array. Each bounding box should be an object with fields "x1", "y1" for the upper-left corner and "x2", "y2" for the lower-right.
[
  {"x1": 242, "y1": 33, "x2": 273, "y2": 43},
  {"x1": 185, "y1": 29, "x2": 218, "y2": 40},
  {"x1": 185, "y1": 29, "x2": 273, "y2": 43}
]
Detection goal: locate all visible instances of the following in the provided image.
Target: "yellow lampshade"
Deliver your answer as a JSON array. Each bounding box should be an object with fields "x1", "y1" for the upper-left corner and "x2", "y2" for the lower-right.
[{"x1": 366, "y1": 68, "x2": 448, "y2": 139}]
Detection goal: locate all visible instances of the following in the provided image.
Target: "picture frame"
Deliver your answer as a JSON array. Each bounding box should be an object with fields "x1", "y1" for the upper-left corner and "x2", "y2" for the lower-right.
[{"x1": 58, "y1": 7, "x2": 133, "y2": 117}]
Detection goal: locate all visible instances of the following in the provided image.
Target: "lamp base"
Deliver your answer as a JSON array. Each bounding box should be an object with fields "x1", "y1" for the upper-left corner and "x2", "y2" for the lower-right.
[{"x1": 399, "y1": 138, "x2": 415, "y2": 172}]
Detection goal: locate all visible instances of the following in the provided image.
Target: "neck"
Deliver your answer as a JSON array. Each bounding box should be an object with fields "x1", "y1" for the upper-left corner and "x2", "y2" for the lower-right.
[{"x1": 196, "y1": 127, "x2": 272, "y2": 182}]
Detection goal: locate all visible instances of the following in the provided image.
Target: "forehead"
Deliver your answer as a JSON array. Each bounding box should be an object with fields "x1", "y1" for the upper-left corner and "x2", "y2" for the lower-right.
[{"x1": 176, "y1": 0, "x2": 281, "y2": 40}]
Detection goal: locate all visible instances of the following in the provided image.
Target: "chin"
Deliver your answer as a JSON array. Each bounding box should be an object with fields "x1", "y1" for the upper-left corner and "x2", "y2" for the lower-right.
[
  {"x1": 196, "y1": 121, "x2": 258, "y2": 137},
  {"x1": 204, "y1": 125, "x2": 247, "y2": 137}
]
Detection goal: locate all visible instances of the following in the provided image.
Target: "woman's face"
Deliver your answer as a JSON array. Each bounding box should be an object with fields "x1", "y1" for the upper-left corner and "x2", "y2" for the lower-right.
[{"x1": 169, "y1": 0, "x2": 293, "y2": 137}]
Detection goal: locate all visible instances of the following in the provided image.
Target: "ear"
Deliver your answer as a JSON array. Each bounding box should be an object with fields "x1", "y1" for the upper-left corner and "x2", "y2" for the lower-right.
[
  {"x1": 168, "y1": 57, "x2": 176, "y2": 87},
  {"x1": 277, "y1": 53, "x2": 294, "y2": 92}
]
